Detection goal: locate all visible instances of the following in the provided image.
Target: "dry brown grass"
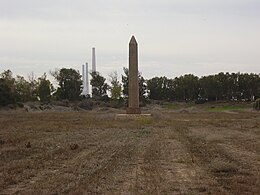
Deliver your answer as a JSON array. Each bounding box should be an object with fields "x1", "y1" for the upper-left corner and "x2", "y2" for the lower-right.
[{"x1": 0, "y1": 107, "x2": 259, "y2": 194}]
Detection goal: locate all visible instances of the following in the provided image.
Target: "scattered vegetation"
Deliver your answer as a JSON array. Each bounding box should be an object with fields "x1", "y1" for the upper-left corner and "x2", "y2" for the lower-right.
[
  {"x1": 147, "y1": 72, "x2": 260, "y2": 102},
  {"x1": 253, "y1": 98, "x2": 260, "y2": 110},
  {"x1": 1, "y1": 68, "x2": 259, "y2": 108},
  {"x1": 77, "y1": 99, "x2": 94, "y2": 110},
  {"x1": 163, "y1": 103, "x2": 179, "y2": 110},
  {"x1": 37, "y1": 73, "x2": 53, "y2": 103},
  {"x1": 90, "y1": 71, "x2": 109, "y2": 99},
  {"x1": 51, "y1": 68, "x2": 82, "y2": 101},
  {"x1": 108, "y1": 71, "x2": 122, "y2": 101},
  {"x1": 208, "y1": 105, "x2": 246, "y2": 112}
]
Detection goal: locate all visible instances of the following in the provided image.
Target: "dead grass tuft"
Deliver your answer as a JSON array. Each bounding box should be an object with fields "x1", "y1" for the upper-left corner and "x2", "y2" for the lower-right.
[{"x1": 210, "y1": 159, "x2": 239, "y2": 175}]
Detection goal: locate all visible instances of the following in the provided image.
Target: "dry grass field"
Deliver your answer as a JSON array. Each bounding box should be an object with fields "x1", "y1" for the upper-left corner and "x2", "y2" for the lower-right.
[{"x1": 0, "y1": 105, "x2": 259, "y2": 194}]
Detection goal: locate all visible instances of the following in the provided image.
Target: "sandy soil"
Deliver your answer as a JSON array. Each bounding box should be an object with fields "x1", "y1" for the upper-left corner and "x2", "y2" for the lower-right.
[{"x1": 0, "y1": 108, "x2": 259, "y2": 194}]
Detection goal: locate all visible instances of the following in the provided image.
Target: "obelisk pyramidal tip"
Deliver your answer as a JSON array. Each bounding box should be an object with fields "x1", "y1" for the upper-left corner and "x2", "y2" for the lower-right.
[
  {"x1": 127, "y1": 35, "x2": 141, "y2": 114},
  {"x1": 130, "y1": 36, "x2": 137, "y2": 45}
]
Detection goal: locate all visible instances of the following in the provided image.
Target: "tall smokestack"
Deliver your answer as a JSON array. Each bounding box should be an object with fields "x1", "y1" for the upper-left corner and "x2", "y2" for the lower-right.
[
  {"x1": 82, "y1": 64, "x2": 87, "y2": 96},
  {"x1": 82, "y1": 64, "x2": 85, "y2": 87},
  {"x1": 82, "y1": 63, "x2": 90, "y2": 96},
  {"x1": 92, "y1": 47, "x2": 96, "y2": 72},
  {"x1": 85, "y1": 62, "x2": 89, "y2": 95}
]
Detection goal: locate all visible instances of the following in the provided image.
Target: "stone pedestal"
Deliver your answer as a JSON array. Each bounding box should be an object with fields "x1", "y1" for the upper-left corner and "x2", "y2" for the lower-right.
[
  {"x1": 126, "y1": 107, "x2": 141, "y2": 114},
  {"x1": 115, "y1": 113, "x2": 151, "y2": 120}
]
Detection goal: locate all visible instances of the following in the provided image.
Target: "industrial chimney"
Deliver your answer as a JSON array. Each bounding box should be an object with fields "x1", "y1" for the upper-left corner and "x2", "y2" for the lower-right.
[
  {"x1": 92, "y1": 47, "x2": 96, "y2": 73},
  {"x1": 81, "y1": 63, "x2": 89, "y2": 96},
  {"x1": 82, "y1": 64, "x2": 86, "y2": 96},
  {"x1": 85, "y1": 62, "x2": 89, "y2": 95}
]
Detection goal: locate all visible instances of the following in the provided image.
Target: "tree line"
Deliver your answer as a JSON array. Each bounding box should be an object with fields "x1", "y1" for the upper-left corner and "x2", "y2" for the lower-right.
[
  {"x1": 147, "y1": 72, "x2": 260, "y2": 102},
  {"x1": 0, "y1": 68, "x2": 259, "y2": 107}
]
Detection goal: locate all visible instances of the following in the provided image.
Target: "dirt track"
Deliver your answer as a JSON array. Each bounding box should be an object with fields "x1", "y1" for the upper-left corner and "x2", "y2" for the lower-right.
[{"x1": 0, "y1": 109, "x2": 259, "y2": 194}]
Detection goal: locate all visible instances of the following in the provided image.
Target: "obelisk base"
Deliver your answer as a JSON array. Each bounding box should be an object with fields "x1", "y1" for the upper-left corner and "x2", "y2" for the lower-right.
[{"x1": 127, "y1": 107, "x2": 141, "y2": 114}]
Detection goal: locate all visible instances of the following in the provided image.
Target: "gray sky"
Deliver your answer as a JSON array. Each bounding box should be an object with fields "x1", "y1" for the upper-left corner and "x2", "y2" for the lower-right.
[{"x1": 0, "y1": 0, "x2": 260, "y2": 81}]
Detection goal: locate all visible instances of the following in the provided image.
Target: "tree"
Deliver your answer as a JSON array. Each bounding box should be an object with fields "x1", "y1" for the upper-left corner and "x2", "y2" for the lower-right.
[
  {"x1": 174, "y1": 74, "x2": 199, "y2": 101},
  {"x1": 0, "y1": 70, "x2": 15, "y2": 88},
  {"x1": 0, "y1": 70, "x2": 16, "y2": 95},
  {"x1": 214, "y1": 72, "x2": 228, "y2": 100},
  {"x1": 52, "y1": 68, "x2": 82, "y2": 101},
  {"x1": 0, "y1": 78, "x2": 15, "y2": 106},
  {"x1": 147, "y1": 76, "x2": 174, "y2": 100},
  {"x1": 28, "y1": 72, "x2": 38, "y2": 100},
  {"x1": 0, "y1": 70, "x2": 16, "y2": 105},
  {"x1": 90, "y1": 71, "x2": 108, "y2": 99},
  {"x1": 238, "y1": 73, "x2": 260, "y2": 101},
  {"x1": 122, "y1": 67, "x2": 129, "y2": 97},
  {"x1": 15, "y1": 75, "x2": 38, "y2": 102},
  {"x1": 37, "y1": 73, "x2": 53, "y2": 103},
  {"x1": 109, "y1": 71, "x2": 122, "y2": 100},
  {"x1": 227, "y1": 72, "x2": 239, "y2": 100},
  {"x1": 15, "y1": 75, "x2": 31, "y2": 102},
  {"x1": 199, "y1": 75, "x2": 218, "y2": 101}
]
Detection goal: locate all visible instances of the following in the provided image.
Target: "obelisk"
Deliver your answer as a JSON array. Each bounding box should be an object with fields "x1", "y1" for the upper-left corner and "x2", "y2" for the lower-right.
[{"x1": 127, "y1": 36, "x2": 141, "y2": 114}]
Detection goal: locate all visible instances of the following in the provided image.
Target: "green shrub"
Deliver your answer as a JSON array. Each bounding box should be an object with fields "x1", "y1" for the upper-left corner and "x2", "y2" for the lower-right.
[
  {"x1": 78, "y1": 99, "x2": 94, "y2": 110},
  {"x1": 109, "y1": 99, "x2": 125, "y2": 108},
  {"x1": 16, "y1": 102, "x2": 24, "y2": 108},
  {"x1": 253, "y1": 98, "x2": 260, "y2": 110}
]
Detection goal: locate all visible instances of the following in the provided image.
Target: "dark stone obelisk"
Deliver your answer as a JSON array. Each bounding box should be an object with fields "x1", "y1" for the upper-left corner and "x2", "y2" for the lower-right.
[{"x1": 127, "y1": 36, "x2": 141, "y2": 114}]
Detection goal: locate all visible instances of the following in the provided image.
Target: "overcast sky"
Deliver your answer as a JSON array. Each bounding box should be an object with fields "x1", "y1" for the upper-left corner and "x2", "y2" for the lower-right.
[{"x1": 0, "y1": 0, "x2": 259, "y2": 81}]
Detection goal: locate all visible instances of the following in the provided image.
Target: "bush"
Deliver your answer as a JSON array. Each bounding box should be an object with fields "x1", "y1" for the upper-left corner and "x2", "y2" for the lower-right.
[
  {"x1": 195, "y1": 98, "x2": 207, "y2": 104},
  {"x1": 100, "y1": 95, "x2": 110, "y2": 102},
  {"x1": 0, "y1": 79, "x2": 15, "y2": 106},
  {"x1": 78, "y1": 99, "x2": 94, "y2": 110},
  {"x1": 51, "y1": 100, "x2": 69, "y2": 107},
  {"x1": 253, "y1": 98, "x2": 260, "y2": 110},
  {"x1": 109, "y1": 99, "x2": 125, "y2": 108},
  {"x1": 16, "y1": 102, "x2": 24, "y2": 108}
]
